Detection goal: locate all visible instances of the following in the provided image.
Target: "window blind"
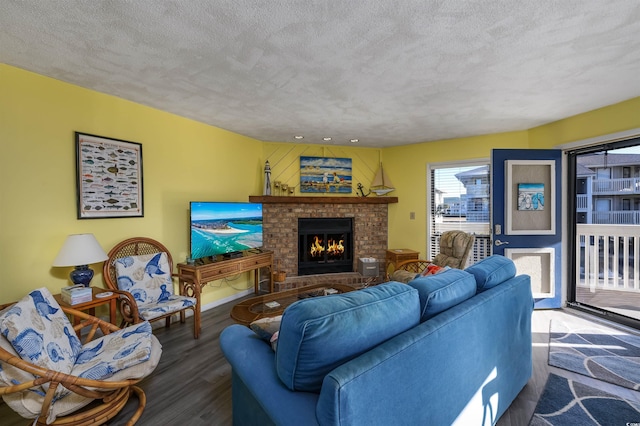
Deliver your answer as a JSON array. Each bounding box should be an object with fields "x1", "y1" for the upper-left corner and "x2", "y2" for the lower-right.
[{"x1": 427, "y1": 162, "x2": 491, "y2": 262}]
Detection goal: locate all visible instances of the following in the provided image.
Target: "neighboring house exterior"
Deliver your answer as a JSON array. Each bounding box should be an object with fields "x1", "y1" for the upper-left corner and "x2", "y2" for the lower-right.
[
  {"x1": 440, "y1": 155, "x2": 640, "y2": 226},
  {"x1": 576, "y1": 153, "x2": 640, "y2": 224},
  {"x1": 454, "y1": 165, "x2": 490, "y2": 223}
]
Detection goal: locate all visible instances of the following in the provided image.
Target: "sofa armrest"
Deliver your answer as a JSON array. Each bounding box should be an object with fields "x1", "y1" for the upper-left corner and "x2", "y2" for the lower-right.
[{"x1": 220, "y1": 325, "x2": 320, "y2": 426}]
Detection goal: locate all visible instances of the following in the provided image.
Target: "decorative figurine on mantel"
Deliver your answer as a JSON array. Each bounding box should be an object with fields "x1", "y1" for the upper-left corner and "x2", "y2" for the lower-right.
[
  {"x1": 370, "y1": 163, "x2": 395, "y2": 196},
  {"x1": 357, "y1": 183, "x2": 370, "y2": 197},
  {"x1": 263, "y1": 160, "x2": 272, "y2": 195}
]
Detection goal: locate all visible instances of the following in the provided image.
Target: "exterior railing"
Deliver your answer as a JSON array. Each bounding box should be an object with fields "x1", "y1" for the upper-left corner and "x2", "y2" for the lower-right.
[
  {"x1": 576, "y1": 194, "x2": 588, "y2": 210},
  {"x1": 466, "y1": 184, "x2": 489, "y2": 196},
  {"x1": 577, "y1": 224, "x2": 640, "y2": 292},
  {"x1": 592, "y1": 177, "x2": 640, "y2": 194},
  {"x1": 591, "y1": 211, "x2": 640, "y2": 224}
]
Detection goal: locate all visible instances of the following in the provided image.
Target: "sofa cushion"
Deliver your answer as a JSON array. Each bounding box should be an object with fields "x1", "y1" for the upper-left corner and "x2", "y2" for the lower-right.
[
  {"x1": 465, "y1": 255, "x2": 516, "y2": 292},
  {"x1": 275, "y1": 282, "x2": 420, "y2": 392},
  {"x1": 407, "y1": 268, "x2": 476, "y2": 321}
]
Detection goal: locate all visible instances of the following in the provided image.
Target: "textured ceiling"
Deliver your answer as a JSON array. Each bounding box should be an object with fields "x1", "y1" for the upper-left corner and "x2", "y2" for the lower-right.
[{"x1": 1, "y1": 1, "x2": 640, "y2": 147}]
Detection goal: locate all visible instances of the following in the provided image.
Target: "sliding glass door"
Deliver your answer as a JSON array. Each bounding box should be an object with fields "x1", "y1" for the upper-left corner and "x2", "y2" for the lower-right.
[{"x1": 568, "y1": 137, "x2": 640, "y2": 327}]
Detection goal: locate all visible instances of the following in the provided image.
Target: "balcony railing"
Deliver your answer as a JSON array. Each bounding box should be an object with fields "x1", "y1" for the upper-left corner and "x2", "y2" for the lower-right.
[
  {"x1": 577, "y1": 224, "x2": 640, "y2": 292},
  {"x1": 592, "y1": 177, "x2": 640, "y2": 194},
  {"x1": 465, "y1": 184, "x2": 489, "y2": 196},
  {"x1": 591, "y1": 211, "x2": 640, "y2": 224},
  {"x1": 576, "y1": 194, "x2": 588, "y2": 210}
]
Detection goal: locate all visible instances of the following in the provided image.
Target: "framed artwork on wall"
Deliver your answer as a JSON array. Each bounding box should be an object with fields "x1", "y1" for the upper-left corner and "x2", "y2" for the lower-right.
[
  {"x1": 505, "y1": 160, "x2": 555, "y2": 234},
  {"x1": 75, "y1": 132, "x2": 144, "y2": 219},
  {"x1": 517, "y1": 183, "x2": 544, "y2": 211},
  {"x1": 300, "y1": 156, "x2": 352, "y2": 193}
]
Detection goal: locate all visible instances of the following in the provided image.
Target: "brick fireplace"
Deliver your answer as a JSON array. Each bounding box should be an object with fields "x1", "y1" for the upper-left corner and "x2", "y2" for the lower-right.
[
  {"x1": 298, "y1": 217, "x2": 354, "y2": 275},
  {"x1": 251, "y1": 196, "x2": 397, "y2": 289}
]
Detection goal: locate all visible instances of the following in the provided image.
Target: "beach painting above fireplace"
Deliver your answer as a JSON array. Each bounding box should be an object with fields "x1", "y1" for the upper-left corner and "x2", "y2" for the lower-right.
[{"x1": 300, "y1": 156, "x2": 352, "y2": 193}]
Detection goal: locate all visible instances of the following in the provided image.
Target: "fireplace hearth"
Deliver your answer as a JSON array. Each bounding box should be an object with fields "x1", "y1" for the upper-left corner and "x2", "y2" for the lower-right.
[{"x1": 298, "y1": 218, "x2": 353, "y2": 276}]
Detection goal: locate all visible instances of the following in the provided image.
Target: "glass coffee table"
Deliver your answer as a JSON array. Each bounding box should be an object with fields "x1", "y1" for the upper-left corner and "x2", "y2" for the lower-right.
[{"x1": 231, "y1": 283, "x2": 355, "y2": 325}]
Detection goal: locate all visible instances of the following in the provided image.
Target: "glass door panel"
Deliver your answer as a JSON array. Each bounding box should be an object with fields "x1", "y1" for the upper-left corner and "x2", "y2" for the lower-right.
[{"x1": 569, "y1": 140, "x2": 640, "y2": 326}]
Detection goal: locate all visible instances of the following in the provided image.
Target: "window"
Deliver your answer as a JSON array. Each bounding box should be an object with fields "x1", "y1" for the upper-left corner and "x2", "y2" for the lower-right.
[{"x1": 427, "y1": 160, "x2": 491, "y2": 265}]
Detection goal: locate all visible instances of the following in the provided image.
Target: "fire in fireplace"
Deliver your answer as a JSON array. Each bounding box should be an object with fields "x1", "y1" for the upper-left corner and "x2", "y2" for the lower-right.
[{"x1": 298, "y1": 218, "x2": 353, "y2": 275}]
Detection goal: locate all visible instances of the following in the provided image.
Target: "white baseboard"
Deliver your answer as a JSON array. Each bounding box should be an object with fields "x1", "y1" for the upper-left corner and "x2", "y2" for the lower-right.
[
  {"x1": 147, "y1": 289, "x2": 252, "y2": 329},
  {"x1": 201, "y1": 289, "x2": 253, "y2": 312}
]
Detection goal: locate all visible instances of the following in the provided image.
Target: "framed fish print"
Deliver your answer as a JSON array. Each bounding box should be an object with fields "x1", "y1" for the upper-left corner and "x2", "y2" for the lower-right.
[{"x1": 75, "y1": 132, "x2": 144, "y2": 219}]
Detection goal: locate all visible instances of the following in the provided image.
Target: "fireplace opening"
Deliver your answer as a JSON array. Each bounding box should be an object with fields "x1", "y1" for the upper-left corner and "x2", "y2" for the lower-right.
[{"x1": 298, "y1": 218, "x2": 353, "y2": 275}]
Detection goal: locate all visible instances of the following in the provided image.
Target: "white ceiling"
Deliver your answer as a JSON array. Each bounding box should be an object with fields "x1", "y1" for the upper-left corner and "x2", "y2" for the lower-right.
[{"x1": 2, "y1": 1, "x2": 640, "y2": 148}]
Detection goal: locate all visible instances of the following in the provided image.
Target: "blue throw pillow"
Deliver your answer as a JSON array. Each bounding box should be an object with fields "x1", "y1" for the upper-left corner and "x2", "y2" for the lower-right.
[
  {"x1": 407, "y1": 268, "x2": 476, "y2": 321},
  {"x1": 465, "y1": 255, "x2": 516, "y2": 292},
  {"x1": 275, "y1": 282, "x2": 420, "y2": 392}
]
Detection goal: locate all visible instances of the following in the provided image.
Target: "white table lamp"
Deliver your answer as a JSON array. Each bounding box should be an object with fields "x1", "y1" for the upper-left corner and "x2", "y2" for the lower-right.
[{"x1": 53, "y1": 233, "x2": 108, "y2": 287}]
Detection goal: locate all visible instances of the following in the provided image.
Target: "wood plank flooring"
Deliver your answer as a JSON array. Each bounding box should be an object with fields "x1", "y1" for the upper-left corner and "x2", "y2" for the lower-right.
[{"x1": 2, "y1": 300, "x2": 639, "y2": 425}]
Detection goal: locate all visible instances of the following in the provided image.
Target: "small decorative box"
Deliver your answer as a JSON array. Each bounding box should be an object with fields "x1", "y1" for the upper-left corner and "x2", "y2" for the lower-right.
[
  {"x1": 61, "y1": 284, "x2": 92, "y2": 305},
  {"x1": 358, "y1": 258, "x2": 379, "y2": 277}
]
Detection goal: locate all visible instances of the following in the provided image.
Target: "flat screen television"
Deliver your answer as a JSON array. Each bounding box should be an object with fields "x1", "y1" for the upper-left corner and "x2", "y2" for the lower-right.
[{"x1": 190, "y1": 202, "x2": 263, "y2": 260}]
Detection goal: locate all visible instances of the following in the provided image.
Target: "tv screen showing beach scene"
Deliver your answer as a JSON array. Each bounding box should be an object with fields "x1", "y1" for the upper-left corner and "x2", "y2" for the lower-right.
[{"x1": 190, "y1": 202, "x2": 263, "y2": 259}]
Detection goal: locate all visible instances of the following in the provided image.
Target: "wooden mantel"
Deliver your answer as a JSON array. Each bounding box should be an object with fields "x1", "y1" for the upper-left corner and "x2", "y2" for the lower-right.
[{"x1": 249, "y1": 195, "x2": 398, "y2": 204}]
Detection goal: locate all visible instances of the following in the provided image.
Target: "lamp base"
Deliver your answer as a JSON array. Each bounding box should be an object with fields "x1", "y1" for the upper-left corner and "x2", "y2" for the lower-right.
[{"x1": 70, "y1": 265, "x2": 94, "y2": 287}]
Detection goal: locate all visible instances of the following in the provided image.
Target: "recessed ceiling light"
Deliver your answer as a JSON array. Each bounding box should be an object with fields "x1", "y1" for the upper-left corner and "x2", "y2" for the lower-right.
[
  {"x1": 323, "y1": 137, "x2": 332, "y2": 141},
  {"x1": 294, "y1": 135, "x2": 304, "y2": 139},
  {"x1": 350, "y1": 139, "x2": 359, "y2": 143}
]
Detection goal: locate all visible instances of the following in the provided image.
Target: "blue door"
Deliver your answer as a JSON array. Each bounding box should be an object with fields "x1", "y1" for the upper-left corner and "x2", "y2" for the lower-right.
[{"x1": 491, "y1": 149, "x2": 562, "y2": 309}]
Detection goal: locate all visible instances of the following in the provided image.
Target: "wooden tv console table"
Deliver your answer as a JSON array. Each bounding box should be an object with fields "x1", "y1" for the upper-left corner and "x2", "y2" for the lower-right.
[{"x1": 177, "y1": 250, "x2": 274, "y2": 295}]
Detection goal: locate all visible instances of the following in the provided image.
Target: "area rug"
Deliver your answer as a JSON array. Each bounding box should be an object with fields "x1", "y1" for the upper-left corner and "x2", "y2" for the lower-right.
[
  {"x1": 530, "y1": 373, "x2": 640, "y2": 425},
  {"x1": 548, "y1": 319, "x2": 640, "y2": 390}
]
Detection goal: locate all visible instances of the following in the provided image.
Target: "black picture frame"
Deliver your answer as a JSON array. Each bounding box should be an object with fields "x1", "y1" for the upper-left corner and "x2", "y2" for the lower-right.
[{"x1": 75, "y1": 132, "x2": 144, "y2": 219}]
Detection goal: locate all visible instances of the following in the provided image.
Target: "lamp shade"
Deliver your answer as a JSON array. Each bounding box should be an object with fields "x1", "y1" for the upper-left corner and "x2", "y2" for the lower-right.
[{"x1": 52, "y1": 233, "x2": 108, "y2": 267}]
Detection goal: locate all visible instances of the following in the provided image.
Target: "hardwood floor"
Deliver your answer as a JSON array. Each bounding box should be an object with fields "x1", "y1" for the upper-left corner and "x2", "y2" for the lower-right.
[{"x1": 2, "y1": 300, "x2": 639, "y2": 425}]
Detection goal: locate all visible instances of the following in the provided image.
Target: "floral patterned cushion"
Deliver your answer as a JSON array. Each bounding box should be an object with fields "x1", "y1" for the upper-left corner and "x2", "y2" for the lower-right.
[
  {"x1": 70, "y1": 321, "x2": 152, "y2": 380},
  {"x1": 116, "y1": 252, "x2": 174, "y2": 305},
  {"x1": 0, "y1": 287, "x2": 81, "y2": 375},
  {"x1": 137, "y1": 296, "x2": 197, "y2": 321},
  {"x1": 115, "y1": 253, "x2": 196, "y2": 320},
  {"x1": 0, "y1": 296, "x2": 161, "y2": 424}
]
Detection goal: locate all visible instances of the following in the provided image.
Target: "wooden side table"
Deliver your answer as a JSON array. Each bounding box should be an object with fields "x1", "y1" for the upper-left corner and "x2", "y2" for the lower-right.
[
  {"x1": 385, "y1": 249, "x2": 420, "y2": 275},
  {"x1": 54, "y1": 287, "x2": 118, "y2": 329},
  {"x1": 178, "y1": 250, "x2": 274, "y2": 295}
]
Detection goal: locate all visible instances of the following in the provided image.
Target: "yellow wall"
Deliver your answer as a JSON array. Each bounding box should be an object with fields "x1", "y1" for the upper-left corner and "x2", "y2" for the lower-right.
[
  {"x1": 0, "y1": 64, "x2": 264, "y2": 303},
  {"x1": 529, "y1": 97, "x2": 640, "y2": 147},
  {"x1": 383, "y1": 96, "x2": 640, "y2": 256},
  {"x1": 382, "y1": 131, "x2": 531, "y2": 256},
  {"x1": 2, "y1": 62, "x2": 639, "y2": 304}
]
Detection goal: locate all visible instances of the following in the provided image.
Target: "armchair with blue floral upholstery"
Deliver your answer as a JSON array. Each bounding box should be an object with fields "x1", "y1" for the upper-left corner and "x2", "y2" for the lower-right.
[
  {"x1": 102, "y1": 237, "x2": 200, "y2": 339},
  {"x1": 0, "y1": 287, "x2": 162, "y2": 425}
]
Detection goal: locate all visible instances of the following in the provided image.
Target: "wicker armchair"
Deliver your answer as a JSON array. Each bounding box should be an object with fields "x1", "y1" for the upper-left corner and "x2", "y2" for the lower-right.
[
  {"x1": 0, "y1": 290, "x2": 161, "y2": 425},
  {"x1": 388, "y1": 231, "x2": 475, "y2": 282},
  {"x1": 103, "y1": 237, "x2": 201, "y2": 339}
]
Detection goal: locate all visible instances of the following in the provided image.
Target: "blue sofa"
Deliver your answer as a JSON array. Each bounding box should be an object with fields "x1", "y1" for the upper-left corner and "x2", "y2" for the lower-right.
[{"x1": 220, "y1": 255, "x2": 533, "y2": 425}]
